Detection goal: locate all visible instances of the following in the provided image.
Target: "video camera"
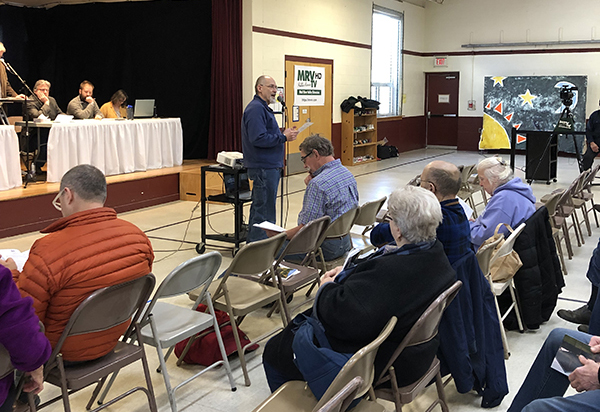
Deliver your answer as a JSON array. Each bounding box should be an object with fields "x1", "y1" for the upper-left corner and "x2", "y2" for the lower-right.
[{"x1": 559, "y1": 85, "x2": 577, "y2": 107}]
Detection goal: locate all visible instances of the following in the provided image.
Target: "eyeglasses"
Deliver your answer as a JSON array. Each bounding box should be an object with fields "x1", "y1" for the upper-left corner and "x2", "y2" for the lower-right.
[
  {"x1": 300, "y1": 151, "x2": 314, "y2": 163},
  {"x1": 260, "y1": 84, "x2": 278, "y2": 90},
  {"x1": 52, "y1": 187, "x2": 66, "y2": 211}
]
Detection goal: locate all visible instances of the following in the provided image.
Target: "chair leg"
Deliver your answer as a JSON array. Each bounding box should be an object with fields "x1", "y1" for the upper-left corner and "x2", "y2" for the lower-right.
[
  {"x1": 227, "y1": 308, "x2": 251, "y2": 386},
  {"x1": 554, "y1": 234, "x2": 568, "y2": 275},
  {"x1": 57, "y1": 355, "x2": 72, "y2": 412},
  {"x1": 562, "y1": 223, "x2": 574, "y2": 259},
  {"x1": 138, "y1": 339, "x2": 159, "y2": 412},
  {"x1": 434, "y1": 371, "x2": 449, "y2": 412},
  {"x1": 149, "y1": 315, "x2": 178, "y2": 412},
  {"x1": 205, "y1": 296, "x2": 237, "y2": 391},
  {"x1": 582, "y1": 207, "x2": 593, "y2": 236},
  {"x1": 85, "y1": 377, "x2": 106, "y2": 410},
  {"x1": 571, "y1": 214, "x2": 583, "y2": 246},
  {"x1": 509, "y1": 281, "x2": 525, "y2": 333},
  {"x1": 591, "y1": 200, "x2": 599, "y2": 227},
  {"x1": 96, "y1": 371, "x2": 120, "y2": 405}
]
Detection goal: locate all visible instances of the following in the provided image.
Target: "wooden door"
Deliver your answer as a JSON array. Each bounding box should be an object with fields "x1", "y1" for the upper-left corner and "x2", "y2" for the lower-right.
[
  {"x1": 425, "y1": 72, "x2": 459, "y2": 147},
  {"x1": 284, "y1": 57, "x2": 333, "y2": 174}
]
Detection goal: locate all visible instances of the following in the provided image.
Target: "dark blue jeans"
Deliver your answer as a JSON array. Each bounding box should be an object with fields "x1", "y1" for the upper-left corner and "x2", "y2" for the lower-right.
[
  {"x1": 247, "y1": 168, "x2": 281, "y2": 243},
  {"x1": 508, "y1": 328, "x2": 599, "y2": 412}
]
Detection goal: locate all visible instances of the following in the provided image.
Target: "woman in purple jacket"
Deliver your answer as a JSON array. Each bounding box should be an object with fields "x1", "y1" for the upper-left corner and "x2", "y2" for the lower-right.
[{"x1": 0, "y1": 265, "x2": 51, "y2": 411}]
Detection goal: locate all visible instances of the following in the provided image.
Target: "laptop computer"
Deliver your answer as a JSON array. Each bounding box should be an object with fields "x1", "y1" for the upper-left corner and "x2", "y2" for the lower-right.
[{"x1": 133, "y1": 99, "x2": 155, "y2": 118}]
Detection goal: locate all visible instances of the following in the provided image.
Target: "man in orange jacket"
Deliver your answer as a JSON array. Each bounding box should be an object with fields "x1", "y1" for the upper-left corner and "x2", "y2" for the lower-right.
[{"x1": 0, "y1": 164, "x2": 154, "y2": 362}]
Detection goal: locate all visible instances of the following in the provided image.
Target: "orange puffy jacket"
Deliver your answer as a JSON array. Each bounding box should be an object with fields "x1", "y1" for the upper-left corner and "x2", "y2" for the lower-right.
[{"x1": 15, "y1": 207, "x2": 154, "y2": 361}]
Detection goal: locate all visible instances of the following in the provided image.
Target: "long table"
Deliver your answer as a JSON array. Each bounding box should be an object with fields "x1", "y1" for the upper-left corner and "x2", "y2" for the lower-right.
[
  {"x1": 45, "y1": 118, "x2": 183, "y2": 182},
  {"x1": 0, "y1": 125, "x2": 22, "y2": 191}
]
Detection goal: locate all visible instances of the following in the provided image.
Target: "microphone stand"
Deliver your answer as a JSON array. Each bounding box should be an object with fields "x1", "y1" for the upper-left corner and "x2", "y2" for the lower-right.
[{"x1": 2, "y1": 59, "x2": 43, "y2": 187}]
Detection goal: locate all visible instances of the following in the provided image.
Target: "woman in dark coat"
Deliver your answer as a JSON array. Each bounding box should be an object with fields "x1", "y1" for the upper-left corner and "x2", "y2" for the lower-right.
[{"x1": 263, "y1": 185, "x2": 456, "y2": 392}]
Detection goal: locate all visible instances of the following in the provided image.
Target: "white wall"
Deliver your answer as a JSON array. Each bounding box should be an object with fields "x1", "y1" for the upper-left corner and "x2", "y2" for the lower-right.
[
  {"x1": 243, "y1": 0, "x2": 426, "y2": 122},
  {"x1": 422, "y1": 0, "x2": 600, "y2": 118}
]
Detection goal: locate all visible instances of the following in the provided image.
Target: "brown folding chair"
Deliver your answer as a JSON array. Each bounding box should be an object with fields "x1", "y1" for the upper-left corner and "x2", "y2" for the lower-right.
[
  {"x1": 268, "y1": 216, "x2": 331, "y2": 319},
  {"x1": 351, "y1": 197, "x2": 387, "y2": 254},
  {"x1": 252, "y1": 317, "x2": 397, "y2": 412},
  {"x1": 316, "y1": 207, "x2": 361, "y2": 271},
  {"x1": 189, "y1": 232, "x2": 288, "y2": 386},
  {"x1": 373, "y1": 281, "x2": 462, "y2": 412},
  {"x1": 33, "y1": 274, "x2": 157, "y2": 412}
]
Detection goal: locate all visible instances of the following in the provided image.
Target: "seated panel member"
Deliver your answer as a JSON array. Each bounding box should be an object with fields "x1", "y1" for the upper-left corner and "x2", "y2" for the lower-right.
[
  {"x1": 66, "y1": 80, "x2": 102, "y2": 119},
  {"x1": 0, "y1": 164, "x2": 153, "y2": 362},
  {"x1": 100, "y1": 89, "x2": 128, "y2": 119},
  {"x1": 26, "y1": 79, "x2": 64, "y2": 120}
]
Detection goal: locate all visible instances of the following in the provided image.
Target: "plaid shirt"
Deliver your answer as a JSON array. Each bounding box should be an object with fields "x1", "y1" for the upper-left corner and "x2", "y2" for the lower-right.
[
  {"x1": 297, "y1": 159, "x2": 359, "y2": 225},
  {"x1": 438, "y1": 199, "x2": 472, "y2": 264}
]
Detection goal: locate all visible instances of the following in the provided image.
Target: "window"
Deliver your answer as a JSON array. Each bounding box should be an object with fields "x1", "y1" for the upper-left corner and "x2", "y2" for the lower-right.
[{"x1": 371, "y1": 6, "x2": 403, "y2": 117}]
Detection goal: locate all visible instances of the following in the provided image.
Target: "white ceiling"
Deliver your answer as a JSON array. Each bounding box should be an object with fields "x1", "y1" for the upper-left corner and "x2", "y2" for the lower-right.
[{"x1": 0, "y1": 0, "x2": 150, "y2": 8}]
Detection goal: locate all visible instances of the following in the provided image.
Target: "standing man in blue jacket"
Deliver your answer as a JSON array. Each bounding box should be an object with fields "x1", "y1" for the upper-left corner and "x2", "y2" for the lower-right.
[{"x1": 242, "y1": 75, "x2": 297, "y2": 242}]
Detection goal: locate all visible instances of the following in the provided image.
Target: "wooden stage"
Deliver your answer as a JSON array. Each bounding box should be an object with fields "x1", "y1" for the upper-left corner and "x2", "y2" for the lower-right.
[{"x1": 0, "y1": 159, "x2": 215, "y2": 239}]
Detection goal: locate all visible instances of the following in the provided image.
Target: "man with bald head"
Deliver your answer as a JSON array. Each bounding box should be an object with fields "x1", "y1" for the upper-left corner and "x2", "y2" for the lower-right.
[
  {"x1": 242, "y1": 75, "x2": 298, "y2": 242},
  {"x1": 371, "y1": 160, "x2": 471, "y2": 263}
]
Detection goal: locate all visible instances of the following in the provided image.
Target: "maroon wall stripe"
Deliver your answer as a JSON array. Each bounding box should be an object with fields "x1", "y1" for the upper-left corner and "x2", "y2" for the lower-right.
[
  {"x1": 404, "y1": 47, "x2": 600, "y2": 57},
  {"x1": 253, "y1": 26, "x2": 371, "y2": 50}
]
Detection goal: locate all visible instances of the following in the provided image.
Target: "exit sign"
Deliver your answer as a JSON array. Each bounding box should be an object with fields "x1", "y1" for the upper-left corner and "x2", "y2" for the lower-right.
[{"x1": 434, "y1": 56, "x2": 448, "y2": 67}]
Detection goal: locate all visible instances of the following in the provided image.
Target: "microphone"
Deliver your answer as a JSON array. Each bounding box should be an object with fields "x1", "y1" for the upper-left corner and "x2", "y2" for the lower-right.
[
  {"x1": 277, "y1": 94, "x2": 286, "y2": 107},
  {"x1": 0, "y1": 58, "x2": 14, "y2": 74}
]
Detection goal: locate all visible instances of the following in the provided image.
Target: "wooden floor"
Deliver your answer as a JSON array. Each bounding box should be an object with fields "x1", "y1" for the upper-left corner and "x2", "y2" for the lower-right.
[{"x1": 0, "y1": 159, "x2": 213, "y2": 201}]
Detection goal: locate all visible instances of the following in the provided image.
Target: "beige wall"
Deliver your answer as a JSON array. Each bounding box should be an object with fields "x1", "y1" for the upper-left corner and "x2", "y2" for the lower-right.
[{"x1": 243, "y1": 0, "x2": 426, "y2": 121}]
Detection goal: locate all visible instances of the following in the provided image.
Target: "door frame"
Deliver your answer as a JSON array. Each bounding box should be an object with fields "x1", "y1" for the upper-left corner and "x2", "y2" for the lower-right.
[
  {"x1": 424, "y1": 71, "x2": 460, "y2": 147},
  {"x1": 284, "y1": 55, "x2": 334, "y2": 174}
]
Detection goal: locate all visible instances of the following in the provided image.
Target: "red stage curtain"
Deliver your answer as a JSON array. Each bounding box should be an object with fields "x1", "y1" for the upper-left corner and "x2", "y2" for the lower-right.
[{"x1": 208, "y1": 0, "x2": 243, "y2": 159}]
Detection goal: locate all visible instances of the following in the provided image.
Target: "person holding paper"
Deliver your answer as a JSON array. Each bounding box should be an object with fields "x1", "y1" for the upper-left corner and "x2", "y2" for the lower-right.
[
  {"x1": 242, "y1": 75, "x2": 297, "y2": 243},
  {"x1": 508, "y1": 328, "x2": 600, "y2": 411},
  {"x1": 264, "y1": 134, "x2": 358, "y2": 261},
  {"x1": 0, "y1": 164, "x2": 153, "y2": 363},
  {"x1": 262, "y1": 185, "x2": 456, "y2": 392}
]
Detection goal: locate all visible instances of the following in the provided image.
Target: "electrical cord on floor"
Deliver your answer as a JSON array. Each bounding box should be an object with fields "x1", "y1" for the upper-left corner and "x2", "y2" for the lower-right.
[{"x1": 152, "y1": 200, "x2": 200, "y2": 263}]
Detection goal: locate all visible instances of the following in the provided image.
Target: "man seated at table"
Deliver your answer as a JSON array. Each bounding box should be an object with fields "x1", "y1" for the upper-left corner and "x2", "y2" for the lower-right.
[
  {"x1": 26, "y1": 79, "x2": 64, "y2": 171},
  {"x1": 0, "y1": 164, "x2": 153, "y2": 362},
  {"x1": 27, "y1": 79, "x2": 63, "y2": 120},
  {"x1": 66, "y1": 80, "x2": 102, "y2": 119}
]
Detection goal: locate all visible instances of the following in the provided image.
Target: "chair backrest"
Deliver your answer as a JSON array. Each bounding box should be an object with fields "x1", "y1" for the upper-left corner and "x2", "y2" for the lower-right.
[
  {"x1": 573, "y1": 170, "x2": 589, "y2": 195},
  {"x1": 354, "y1": 197, "x2": 387, "y2": 227},
  {"x1": 407, "y1": 174, "x2": 421, "y2": 186},
  {"x1": 48, "y1": 274, "x2": 156, "y2": 367},
  {"x1": 279, "y1": 216, "x2": 331, "y2": 258},
  {"x1": 584, "y1": 163, "x2": 600, "y2": 189},
  {"x1": 316, "y1": 377, "x2": 364, "y2": 412},
  {"x1": 227, "y1": 232, "x2": 287, "y2": 276},
  {"x1": 475, "y1": 236, "x2": 503, "y2": 275},
  {"x1": 145, "y1": 252, "x2": 222, "y2": 315},
  {"x1": 374, "y1": 280, "x2": 462, "y2": 386},
  {"x1": 0, "y1": 344, "x2": 13, "y2": 379},
  {"x1": 324, "y1": 207, "x2": 360, "y2": 239},
  {"x1": 313, "y1": 316, "x2": 398, "y2": 411},
  {"x1": 543, "y1": 191, "x2": 563, "y2": 217},
  {"x1": 489, "y1": 222, "x2": 526, "y2": 265}
]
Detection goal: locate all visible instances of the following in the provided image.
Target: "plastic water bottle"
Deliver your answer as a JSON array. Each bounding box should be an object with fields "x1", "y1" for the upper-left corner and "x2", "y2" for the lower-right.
[{"x1": 126, "y1": 105, "x2": 134, "y2": 120}]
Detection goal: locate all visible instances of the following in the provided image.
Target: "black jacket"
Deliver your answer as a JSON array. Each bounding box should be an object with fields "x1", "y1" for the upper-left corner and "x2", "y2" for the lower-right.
[{"x1": 504, "y1": 206, "x2": 564, "y2": 329}]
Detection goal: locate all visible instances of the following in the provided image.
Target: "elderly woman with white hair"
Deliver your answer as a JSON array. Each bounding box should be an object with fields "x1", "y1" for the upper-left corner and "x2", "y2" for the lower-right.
[
  {"x1": 262, "y1": 185, "x2": 456, "y2": 394},
  {"x1": 470, "y1": 157, "x2": 536, "y2": 249}
]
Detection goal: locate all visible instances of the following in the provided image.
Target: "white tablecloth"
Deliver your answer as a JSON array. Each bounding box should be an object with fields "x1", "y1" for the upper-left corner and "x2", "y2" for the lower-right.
[
  {"x1": 47, "y1": 118, "x2": 184, "y2": 182},
  {"x1": 0, "y1": 125, "x2": 22, "y2": 191}
]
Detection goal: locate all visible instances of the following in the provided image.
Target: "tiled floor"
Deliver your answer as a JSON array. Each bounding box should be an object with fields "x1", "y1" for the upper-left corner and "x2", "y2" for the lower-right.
[{"x1": 2, "y1": 148, "x2": 597, "y2": 411}]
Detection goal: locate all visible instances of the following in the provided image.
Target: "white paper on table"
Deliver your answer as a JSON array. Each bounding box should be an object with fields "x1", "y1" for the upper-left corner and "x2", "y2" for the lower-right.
[
  {"x1": 0, "y1": 249, "x2": 30, "y2": 272},
  {"x1": 254, "y1": 221, "x2": 286, "y2": 232},
  {"x1": 297, "y1": 122, "x2": 313, "y2": 134}
]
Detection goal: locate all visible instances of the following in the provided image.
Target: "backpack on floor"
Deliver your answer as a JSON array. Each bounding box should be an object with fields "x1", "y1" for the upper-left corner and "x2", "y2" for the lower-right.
[{"x1": 174, "y1": 304, "x2": 258, "y2": 366}]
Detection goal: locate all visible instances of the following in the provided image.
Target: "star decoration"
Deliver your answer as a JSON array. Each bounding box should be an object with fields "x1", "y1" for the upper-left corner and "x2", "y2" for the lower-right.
[
  {"x1": 519, "y1": 89, "x2": 537, "y2": 107},
  {"x1": 491, "y1": 76, "x2": 507, "y2": 87}
]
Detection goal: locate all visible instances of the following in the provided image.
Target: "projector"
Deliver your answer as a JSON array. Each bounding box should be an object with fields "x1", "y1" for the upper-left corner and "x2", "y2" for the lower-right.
[{"x1": 217, "y1": 151, "x2": 244, "y2": 168}]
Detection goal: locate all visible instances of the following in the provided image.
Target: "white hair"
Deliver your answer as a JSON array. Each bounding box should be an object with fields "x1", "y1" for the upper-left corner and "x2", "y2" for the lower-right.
[
  {"x1": 477, "y1": 157, "x2": 513, "y2": 187},
  {"x1": 387, "y1": 185, "x2": 442, "y2": 243}
]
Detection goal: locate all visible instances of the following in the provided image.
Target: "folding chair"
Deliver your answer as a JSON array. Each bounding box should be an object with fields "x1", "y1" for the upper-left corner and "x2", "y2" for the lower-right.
[
  {"x1": 316, "y1": 377, "x2": 364, "y2": 412},
  {"x1": 33, "y1": 275, "x2": 157, "y2": 412},
  {"x1": 97, "y1": 252, "x2": 236, "y2": 412},
  {"x1": 267, "y1": 216, "x2": 331, "y2": 319},
  {"x1": 189, "y1": 232, "x2": 288, "y2": 386},
  {"x1": 476, "y1": 223, "x2": 526, "y2": 359},
  {"x1": 372, "y1": 281, "x2": 462, "y2": 412},
  {"x1": 351, "y1": 197, "x2": 387, "y2": 254},
  {"x1": 252, "y1": 317, "x2": 398, "y2": 412},
  {"x1": 316, "y1": 207, "x2": 361, "y2": 272}
]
